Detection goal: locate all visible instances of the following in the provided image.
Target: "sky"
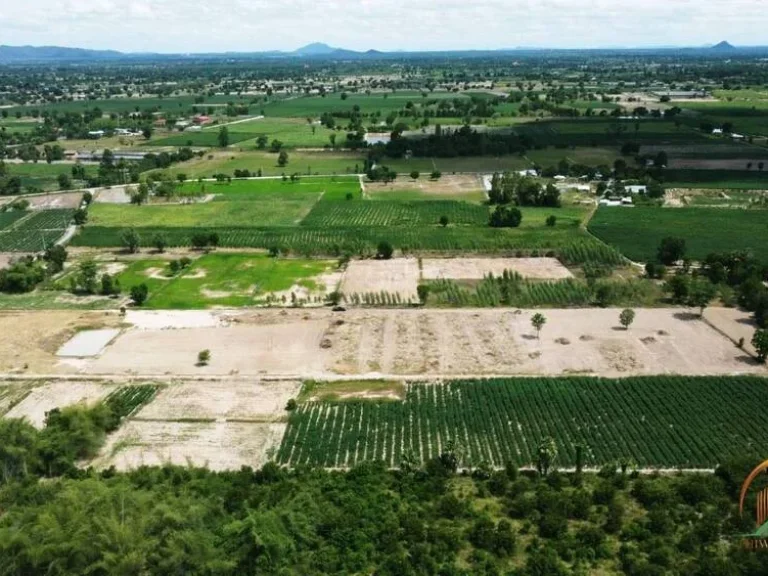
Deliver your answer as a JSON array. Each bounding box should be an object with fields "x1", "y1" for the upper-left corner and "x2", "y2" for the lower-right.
[{"x1": 0, "y1": 0, "x2": 765, "y2": 53}]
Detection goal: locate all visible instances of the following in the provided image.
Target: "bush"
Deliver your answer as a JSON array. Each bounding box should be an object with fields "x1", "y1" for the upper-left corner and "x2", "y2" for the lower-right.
[
  {"x1": 546, "y1": 215, "x2": 557, "y2": 227},
  {"x1": 376, "y1": 240, "x2": 394, "y2": 260},
  {"x1": 417, "y1": 284, "x2": 430, "y2": 304},
  {"x1": 130, "y1": 283, "x2": 149, "y2": 305},
  {"x1": 489, "y1": 205, "x2": 523, "y2": 228},
  {"x1": 285, "y1": 398, "x2": 297, "y2": 411},
  {"x1": 197, "y1": 349, "x2": 211, "y2": 366}
]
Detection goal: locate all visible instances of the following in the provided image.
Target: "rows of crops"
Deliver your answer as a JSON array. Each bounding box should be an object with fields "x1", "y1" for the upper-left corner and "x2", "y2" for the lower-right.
[
  {"x1": 105, "y1": 385, "x2": 159, "y2": 419},
  {"x1": 0, "y1": 209, "x2": 74, "y2": 252},
  {"x1": 73, "y1": 225, "x2": 623, "y2": 264},
  {"x1": 302, "y1": 200, "x2": 489, "y2": 227},
  {"x1": 589, "y1": 206, "x2": 768, "y2": 263},
  {"x1": 277, "y1": 377, "x2": 768, "y2": 469},
  {"x1": 429, "y1": 277, "x2": 594, "y2": 307},
  {"x1": 0, "y1": 211, "x2": 29, "y2": 231}
]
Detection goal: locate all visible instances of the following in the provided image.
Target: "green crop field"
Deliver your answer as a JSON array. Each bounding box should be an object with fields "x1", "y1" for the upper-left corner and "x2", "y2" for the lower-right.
[
  {"x1": 302, "y1": 199, "x2": 490, "y2": 227},
  {"x1": 4, "y1": 162, "x2": 96, "y2": 191},
  {"x1": 277, "y1": 376, "x2": 768, "y2": 469},
  {"x1": 662, "y1": 169, "x2": 768, "y2": 190},
  {"x1": 105, "y1": 385, "x2": 159, "y2": 419},
  {"x1": 149, "y1": 131, "x2": 258, "y2": 147},
  {"x1": 179, "y1": 176, "x2": 360, "y2": 198},
  {"x1": 0, "y1": 209, "x2": 74, "y2": 251},
  {"x1": 261, "y1": 91, "x2": 469, "y2": 117},
  {"x1": 588, "y1": 206, "x2": 768, "y2": 263},
  {"x1": 115, "y1": 253, "x2": 337, "y2": 308}
]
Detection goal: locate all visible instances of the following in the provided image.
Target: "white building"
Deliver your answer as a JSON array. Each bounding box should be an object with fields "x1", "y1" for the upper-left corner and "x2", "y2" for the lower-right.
[{"x1": 625, "y1": 185, "x2": 647, "y2": 195}]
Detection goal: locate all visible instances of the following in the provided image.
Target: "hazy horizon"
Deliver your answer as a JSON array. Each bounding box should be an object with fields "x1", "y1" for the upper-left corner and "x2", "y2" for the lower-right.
[{"x1": 0, "y1": 0, "x2": 765, "y2": 54}]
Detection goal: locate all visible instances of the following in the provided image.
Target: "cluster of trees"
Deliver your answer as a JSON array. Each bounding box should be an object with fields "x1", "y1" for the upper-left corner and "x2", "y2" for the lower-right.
[
  {"x1": 0, "y1": 400, "x2": 767, "y2": 575},
  {"x1": 489, "y1": 205, "x2": 523, "y2": 228},
  {"x1": 488, "y1": 173, "x2": 561, "y2": 207},
  {"x1": 385, "y1": 124, "x2": 532, "y2": 158},
  {"x1": 0, "y1": 246, "x2": 67, "y2": 293}
]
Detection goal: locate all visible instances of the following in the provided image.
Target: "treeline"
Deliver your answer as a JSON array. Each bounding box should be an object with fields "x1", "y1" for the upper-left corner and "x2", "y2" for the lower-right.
[
  {"x1": 1, "y1": 400, "x2": 767, "y2": 575},
  {"x1": 383, "y1": 124, "x2": 532, "y2": 158}
]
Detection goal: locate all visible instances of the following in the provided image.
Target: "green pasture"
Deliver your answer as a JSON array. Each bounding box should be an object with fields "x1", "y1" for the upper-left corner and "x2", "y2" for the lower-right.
[
  {"x1": 115, "y1": 253, "x2": 337, "y2": 309},
  {"x1": 588, "y1": 206, "x2": 768, "y2": 263}
]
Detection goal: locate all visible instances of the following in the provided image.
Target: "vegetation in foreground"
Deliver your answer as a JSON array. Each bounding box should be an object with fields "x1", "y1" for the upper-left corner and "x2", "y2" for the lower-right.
[{"x1": 1, "y1": 397, "x2": 768, "y2": 575}]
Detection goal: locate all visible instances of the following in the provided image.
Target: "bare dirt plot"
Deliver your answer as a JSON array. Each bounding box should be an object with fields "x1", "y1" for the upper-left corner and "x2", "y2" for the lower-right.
[
  {"x1": 703, "y1": 307, "x2": 760, "y2": 356},
  {"x1": 85, "y1": 320, "x2": 330, "y2": 376},
  {"x1": 0, "y1": 381, "x2": 38, "y2": 416},
  {"x1": 421, "y1": 257, "x2": 574, "y2": 280},
  {"x1": 124, "y1": 309, "x2": 234, "y2": 330},
  {"x1": 0, "y1": 310, "x2": 121, "y2": 373},
  {"x1": 326, "y1": 308, "x2": 764, "y2": 377},
  {"x1": 0, "y1": 253, "x2": 21, "y2": 270},
  {"x1": 57, "y1": 329, "x2": 121, "y2": 357},
  {"x1": 366, "y1": 174, "x2": 486, "y2": 201},
  {"x1": 4, "y1": 380, "x2": 117, "y2": 428},
  {"x1": 136, "y1": 379, "x2": 301, "y2": 421},
  {"x1": 95, "y1": 421, "x2": 286, "y2": 471},
  {"x1": 94, "y1": 186, "x2": 132, "y2": 204},
  {"x1": 26, "y1": 192, "x2": 83, "y2": 210},
  {"x1": 340, "y1": 259, "x2": 420, "y2": 302}
]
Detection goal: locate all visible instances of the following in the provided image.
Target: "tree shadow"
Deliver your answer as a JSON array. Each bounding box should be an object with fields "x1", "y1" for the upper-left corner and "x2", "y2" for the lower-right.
[
  {"x1": 673, "y1": 312, "x2": 700, "y2": 321},
  {"x1": 735, "y1": 355, "x2": 761, "y2": 366},
  {"x1": 521, "y1": 334, "x2": 538, "y2": 341}
]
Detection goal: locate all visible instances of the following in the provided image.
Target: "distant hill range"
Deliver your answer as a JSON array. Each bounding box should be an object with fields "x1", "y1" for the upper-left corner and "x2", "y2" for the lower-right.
[{"x1": 0, "y1": 41, "x2": 764, "y2": 64}]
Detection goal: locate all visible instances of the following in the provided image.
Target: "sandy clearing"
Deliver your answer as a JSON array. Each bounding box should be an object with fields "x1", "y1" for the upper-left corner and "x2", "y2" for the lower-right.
[
  {"x1": 86, "y1": 320, "x2": 330, "y2": 376},
  {"x1": 366, "y1": 174, "x2": 484, "y2": 198},
  {"x1": 57, "y1": 329, "x2": 121, "y2": 357},
  {"x1": 95, "y1": 421, "x2": 286, "y2": 471},
  {"x1": 26, "y1": 192, "x2": 83, "y2": 210},
  {"x1": 704, "y1": 307, "x2": 760, "y2": 356},
  {"x1": 94, "y1": 187, "x2": 132, "y2": 204},
  {"x1": 135, "y1": 379, "x2": 301, "y2": 421},
  {"x1": 0, "y1": 310, "x2": 120, "y2": 373},
  {"x1": 341, "y1": 259, "x2": 419, "y2": 302},
  {"x1": 421, "y1": 257, "x2": 574, "y2": 280},
  {"x1": 4, "y1": 380, "x2": 117, "y2": 428},
  {"x1": 102, "y1": 262, "x2": 128, "y2": 276},
  {"x1": 0, "y1": 253, "x2": 23, "y2": 270},
  {"x1": 124, "y1": 309, "x2": 234, "y2": 330},
  {"x1": 34, "y1": 307, "x2": 763, "y2": 378}
]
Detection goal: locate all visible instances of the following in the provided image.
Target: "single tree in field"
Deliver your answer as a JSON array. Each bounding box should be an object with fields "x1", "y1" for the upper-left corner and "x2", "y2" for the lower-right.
[
  {"x1": 536, "y1": 437, "x2": 558, "y2": 477},
  {"x1": 546, "y1": 215, "x2": 557, "y2": 227},
  {"x1": 217, "y1": 126, "x2": 229, "y2": 148},
  {"x1": 430, "y1": 169, "x2": 442, "y2": 180},
  {"x1": 376, "y1": 240, "x2": 394, "y2": 260},
  {"x1": 687, "y1": 279, "x2": 717, "y2": 317},
  {"x1": 531, "y1": 313, "x2": 546, "y2": 339},
  {"x1": 130, "y1": 283, "x2": 148, "y2": 306},
  {"x1": 121, "y1": 228, "x2": 141, "y2": 254},
  {"x1": 753, "y1": 330, "x2": 768, "y2": 363},
  {"x1": 657, "y1": 237, "x2": 686, "y2": 266},
  {"x1": 197, "y1": 349, "x2": 211, "y2": 366},
  {"x1": 152, "y1": 234, "x2": 167, "y2": 254},
  {"x1": 410, "y1": 170, "x2": 420, "y2": 180},
  {"x1": 277, "y1": 150, "x2": 289, "y2": 167},
  {"x1": 439, "y1": 215, "x2": 449, "y2": 227},
  {"x1": 619, "y1": 308, "x2": 636, "y2": 330}
]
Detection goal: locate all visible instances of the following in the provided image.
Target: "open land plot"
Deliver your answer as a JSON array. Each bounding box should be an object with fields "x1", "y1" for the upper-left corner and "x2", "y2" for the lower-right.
[
  {"x1": 135, "y1": 379, "x2": 302, "y2": 421},
  {"x1": 588, "y1": 206, "x2": 768, "y2": 263},
  {"x1": 279, "y1": 376, "x2": 768, "y2": 469},
  {"x1": 24, "y1": 192, "x2": 84, "y2": 210},
  {"x1": 340, "y1": 258, "x2": 420, "y2": 302},
  {"x1": 4, "y1": 380, "x2": 117, "y2": 428},
  {"x1": 95, "y1": 420, "x2": 286, "y2": 471},
  {"x1": 114, "y1": 254, "x2": 341, "y2": 309},
  {"x1": 178, "y1": 176, "x2": 360, "y2": 199},
  {"x1": 0, "y1": 310, "x2": 120, "y2": 373},
  {"x1": 57, "y1": 329, "x2": 121, "y2": 357},
  {"x1": 30, "y1": 308, "x2": 762, "y2": 378},
  {"x1": 421, "y1": 257, "x2": 574, "y2": 280},
  {"x1": 365, "y1": 174, "x2": 486, "y2": 202}
]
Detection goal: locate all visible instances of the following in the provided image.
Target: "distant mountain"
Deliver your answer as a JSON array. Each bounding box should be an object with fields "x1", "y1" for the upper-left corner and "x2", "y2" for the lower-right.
[
  {"x1": 0, "y1": 45, "x2": 124, "y2": 62},
  {"x1": 711, "y1": 41, "x2": 736, "y2": 51},
  {"x1": 293, "y1": 43, "x2": 340, "y2": 56}
]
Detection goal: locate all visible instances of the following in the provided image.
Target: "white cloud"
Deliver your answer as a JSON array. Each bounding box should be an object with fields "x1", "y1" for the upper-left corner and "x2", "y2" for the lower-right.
[{"x1": 0, "y1": 0, "x2": 765, "y2": 52}]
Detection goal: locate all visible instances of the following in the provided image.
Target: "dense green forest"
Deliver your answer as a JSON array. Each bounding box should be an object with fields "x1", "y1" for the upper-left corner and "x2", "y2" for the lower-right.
[{"x1": 2, "y1": 402, "x2": 768, "y2": 575}]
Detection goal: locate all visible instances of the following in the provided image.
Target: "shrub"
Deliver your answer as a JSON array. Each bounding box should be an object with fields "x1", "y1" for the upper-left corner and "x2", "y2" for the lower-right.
[
  {"x1": 130, "y1": 283, "x2": 149, "y2": 306},
  {"x1": 376, "y1": 240, "x2": 394, "y2": 260},
  {"x1": 197, "y1": 349, "x2": 211, "y2": 366}
]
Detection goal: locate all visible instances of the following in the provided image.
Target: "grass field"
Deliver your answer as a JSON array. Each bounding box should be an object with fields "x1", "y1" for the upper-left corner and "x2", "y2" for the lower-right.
[
  {"x1": 149, "y1": 131, "x2": 259, "y2": 147},
  {"x1": 5, "y1": 162, "x2": 95, "y2": 191},
  {"x1": 115, "y1": 253, "x2": 337, "y2": 308},
  {"x1": 278, "y1": 377, "x2": 768, "y2": 468},
  {"x1": 178, "y1": 176, "x2": 360, "y2": 198},
  {"x1": 588, "y1": 206, "x2": 768, "y2": 262},
  {"x1": 662, "y1": 169, "x2": 768, "y2": 190}
]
